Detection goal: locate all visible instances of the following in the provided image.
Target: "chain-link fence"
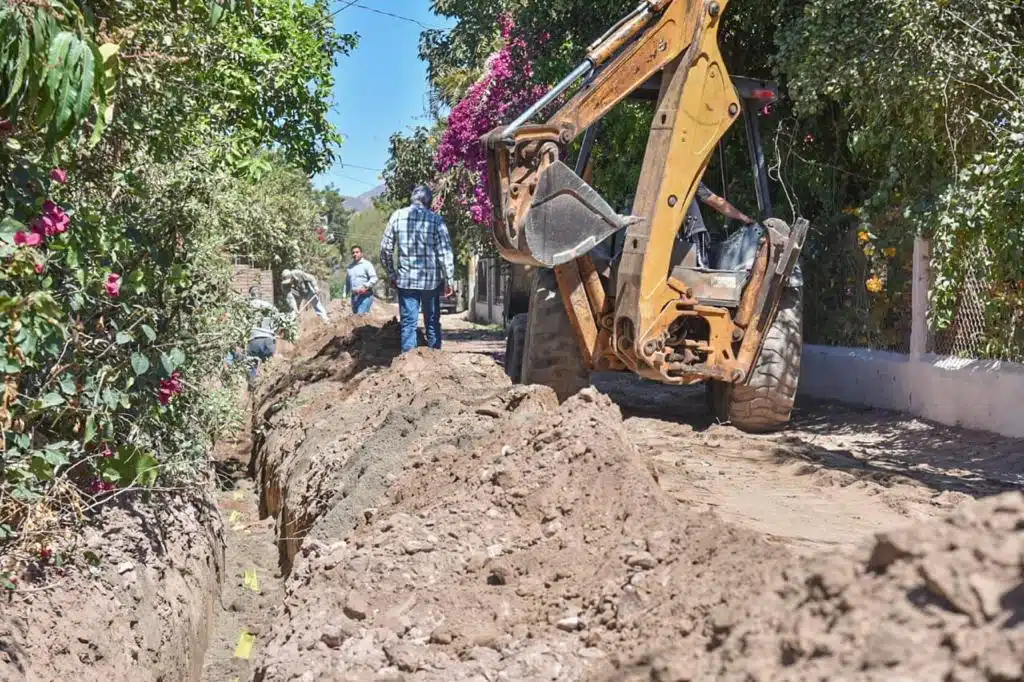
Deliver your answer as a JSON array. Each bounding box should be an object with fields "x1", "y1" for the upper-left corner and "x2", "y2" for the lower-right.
[
  {"x1": 800, "y1": 227, "x2": 913, "y2": 354},
  {"x1": 928, "y1": 245, "x2": 1024, "y2": 363}
]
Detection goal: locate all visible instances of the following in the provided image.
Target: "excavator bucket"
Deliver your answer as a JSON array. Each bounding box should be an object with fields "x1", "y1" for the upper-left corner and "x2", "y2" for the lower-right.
[
  {"x1": 518, "y1": 160, "x2": 635, "y2": 267},
  {"x1": 483, "y1": 127, "x2": 639, "y2": 269}
]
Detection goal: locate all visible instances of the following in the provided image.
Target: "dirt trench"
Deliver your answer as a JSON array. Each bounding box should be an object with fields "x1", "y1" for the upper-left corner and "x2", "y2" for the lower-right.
[
  {"x1": 0, "y1": 489, "x2": 224, "y2": 682},
  {"x1": 210, "y1": 309, "x2": 1022, "y2": 681}
]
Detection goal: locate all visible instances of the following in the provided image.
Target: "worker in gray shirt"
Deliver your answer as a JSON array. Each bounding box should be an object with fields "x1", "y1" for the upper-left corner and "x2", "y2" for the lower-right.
[{"x1": 345, "y1": 245, "x2": 378, "y2": 315}]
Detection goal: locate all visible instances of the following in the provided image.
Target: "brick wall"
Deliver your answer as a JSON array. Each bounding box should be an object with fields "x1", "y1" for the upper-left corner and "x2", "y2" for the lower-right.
[{"x1": 232, "y1": 263, "x2": 274, "y2": 302}]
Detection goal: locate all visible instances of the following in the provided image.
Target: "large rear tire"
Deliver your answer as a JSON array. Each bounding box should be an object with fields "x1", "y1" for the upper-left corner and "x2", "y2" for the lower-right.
[
  {"x1": 708, "y1": 287, "x2": 803, "y2": 433},
  {"x1": 520, "y1": 268, "x2": 590, "y2": 401}
]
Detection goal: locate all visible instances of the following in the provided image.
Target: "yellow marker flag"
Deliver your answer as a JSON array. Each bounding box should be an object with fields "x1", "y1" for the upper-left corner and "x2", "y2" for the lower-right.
[
  {"x1": 244, "y1": 568, "x2": 260, "y2": 593},
  {"x1": 229, "y1": 510, "x2": 241, "y2": 525},
  {"x1": 234, "y1": 631, "x2": 256, "y2": 659},
  {"x1": 233, "y1": 490, "x2": 245, "y2": 501}
]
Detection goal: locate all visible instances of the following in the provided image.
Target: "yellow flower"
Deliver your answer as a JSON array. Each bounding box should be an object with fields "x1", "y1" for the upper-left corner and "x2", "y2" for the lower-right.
[
  {"x1": 863, "y1": 244, "x2": 876, "y2": 257},
  {"x1": 866, "y1": 276, "x2": 884, "y2": 294},
  {"x1": 882, "y1": 247, "x2": 897, "y2": 258},
  {"x1": 858, "y1": 230, "x2": 871, "y2": 243}
]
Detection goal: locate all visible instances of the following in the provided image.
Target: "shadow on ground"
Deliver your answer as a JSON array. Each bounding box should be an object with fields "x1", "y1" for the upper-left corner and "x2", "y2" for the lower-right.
[{"x1": 590, "y1": 371, "x2": 1021, "y2": 499}]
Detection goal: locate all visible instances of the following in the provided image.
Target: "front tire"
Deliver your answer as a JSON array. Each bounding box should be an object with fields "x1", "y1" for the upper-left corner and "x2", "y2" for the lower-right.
[
  {"x1": 504, "y1": 313, "x2": 527, "y2": 384},
  {"x1": 520, "y1": 268, "x2": 590, "y2": 401},
  {"x1": 708, "y1": 287, "x2": 803, "y2": 433}
]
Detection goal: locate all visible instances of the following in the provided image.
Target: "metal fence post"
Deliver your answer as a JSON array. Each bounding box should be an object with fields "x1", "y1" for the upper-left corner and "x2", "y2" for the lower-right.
[{"x1": 910, "y1": 236, "x2": 931, "y2": 360}]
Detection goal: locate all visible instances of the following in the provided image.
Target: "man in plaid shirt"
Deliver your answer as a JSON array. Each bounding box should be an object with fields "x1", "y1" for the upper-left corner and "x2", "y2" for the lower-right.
[{"x1": 380, "y1": 185, "x2": 455, "y2": 352}]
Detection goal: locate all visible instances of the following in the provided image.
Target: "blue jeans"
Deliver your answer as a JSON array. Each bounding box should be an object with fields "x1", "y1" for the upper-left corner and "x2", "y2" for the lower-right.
[
  {"x1": 352, "y1": 292, "x2": 373, "y2": 315},
  {"x1": 398, "y1": 286, "x2": 442, "y2": 353}
]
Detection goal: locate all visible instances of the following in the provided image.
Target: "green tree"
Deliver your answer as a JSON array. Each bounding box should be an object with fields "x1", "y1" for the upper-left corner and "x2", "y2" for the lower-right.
[
  {"x1": 315, "y1": 184, "x2": 353, "y2": 250},
  {"x1": 0, "y1": 0, "x2": 354, "y2": 561}
]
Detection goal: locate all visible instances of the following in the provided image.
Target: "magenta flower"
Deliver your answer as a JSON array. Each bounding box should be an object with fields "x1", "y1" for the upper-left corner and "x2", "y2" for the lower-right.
[
  {"x1": 88, "y1": 479, "x2": 118, "y2": 494},
  {"x1": 434, "y1": 14, "x2": 549, "y2": 228},
  {"x1": 158, "y1": 371, "x2": 184, "y2": 405},
  {"x1": 50, "y1": 168, "x2": 68, "y2": 184},
  {"x1": 105, "y1": 273, "x2": 122, "y2": 297},
  {"x1": 14, "y1": 230, "x2": 42, "y2": 247},
  {"x1": 100, "y1": 443, "x2": 114, "y2": 458},
  {"x1": 29, "y1": 201, "x2": 70, "y2": 237},
  {"x1": 34, "y1": 262, "x2": 45, "y2": 274}
]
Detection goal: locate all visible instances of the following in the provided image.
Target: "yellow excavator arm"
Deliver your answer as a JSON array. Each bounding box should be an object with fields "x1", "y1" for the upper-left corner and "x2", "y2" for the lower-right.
[{"x1": 481, "y1": 0, "x2": 807, "y2": 390}]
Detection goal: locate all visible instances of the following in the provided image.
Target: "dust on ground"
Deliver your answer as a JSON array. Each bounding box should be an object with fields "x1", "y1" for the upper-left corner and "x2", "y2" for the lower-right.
[{"x1": 229, "y1": 308, "x2": 1021, "y2": 681}]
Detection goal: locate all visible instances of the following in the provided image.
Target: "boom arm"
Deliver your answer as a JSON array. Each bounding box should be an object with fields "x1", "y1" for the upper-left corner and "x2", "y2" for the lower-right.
[{"x1": 482, "y1": 0, "x2": 743, "y2": 377}]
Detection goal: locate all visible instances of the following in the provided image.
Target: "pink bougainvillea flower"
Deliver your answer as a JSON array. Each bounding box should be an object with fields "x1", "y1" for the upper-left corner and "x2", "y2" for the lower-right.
[
  {"x1": 158, "y1": 371, "x2": 184, "y2": 405},
  {"x1": 88, "y1": 479, "x2": 118, "y2": 494},
  {"x1": 761, "y1": 104, "x2": 774, "y2": 116},
  {"x1": 105, "y1": 273, "x2": 122, "y2": 297},
  {"x1": 100, "y1": 443, "x2": 114, "y2": 458},
  {"x1": 34, "y1": 262, "x2": 45, "y2": 274},
  {"x1": 14, "y1": 230, "x2": 42, "y2": 247},
  {"x1": 435, "y1": 14, "x2": 549, "y2": 228},
  {"x1": 804, "y1": 133, "x2": 815, "y2": 144},
  {"x1": 50, "y1": 168, "x2": 68, "y2": 184}
]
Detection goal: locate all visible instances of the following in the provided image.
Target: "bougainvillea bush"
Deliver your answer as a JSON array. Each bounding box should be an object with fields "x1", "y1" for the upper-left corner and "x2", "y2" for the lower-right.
[
  {"x1": 0, "y1": 0, "x2": 352, "y2": 573},
  {"x1": 434, "y1": 16, "x2": 549, "y2": 228}
]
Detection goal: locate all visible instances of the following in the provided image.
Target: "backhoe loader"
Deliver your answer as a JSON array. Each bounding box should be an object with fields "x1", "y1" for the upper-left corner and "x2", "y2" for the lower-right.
[{"x1": 484, "y1": 0, "x2": 807, "y2": 432}]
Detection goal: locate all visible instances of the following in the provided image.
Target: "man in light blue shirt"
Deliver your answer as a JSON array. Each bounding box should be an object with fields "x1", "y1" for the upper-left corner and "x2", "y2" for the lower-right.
[{"x1": 346, "y1": 245, "x2": 378, "y2": 315}]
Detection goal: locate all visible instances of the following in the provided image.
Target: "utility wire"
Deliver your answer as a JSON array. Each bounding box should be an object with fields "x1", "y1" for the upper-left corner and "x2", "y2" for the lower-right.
[
  {"x1": 333, "y1": 172, "x2": 380, "y2": 187},
  {"x1": 327, "y1": 0, "x2": 359, "y2": 20},
  {"x1": 341, "y1": 162, "x2": 384, "y2": 172},
  {"x1": 349, "y1": 3, "x2": 447, "y2": 30}
]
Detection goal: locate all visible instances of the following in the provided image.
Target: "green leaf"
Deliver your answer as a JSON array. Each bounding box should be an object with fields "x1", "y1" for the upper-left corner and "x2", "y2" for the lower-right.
[
  {"x1": 54, "y1": 39, "x2": 83, "y2": 133},
  {"x1": 101, "y1": 387, "x2": 120, "y2": 409},
  {"x1": 160, "y1": 351, "x2": 174, "y2": 376},
  {"x1": 45, "y1": 31, "x2": 74, "y2": 99},
  {"x1": 41, "y1": 448, "x2": 69, "y2": 469},
  {"x1": 84, "y1": 413, "x2": 96, "y2": 444},
  {"x1": 209, "y1": 0, "x2": 226, "y2": 26},
  {"x1": 131, "y1": 352, "x2": 150, "y2": 375},
  {"x1": 59, "y1": 374, "x2": 76, "y2": 396},
  {"x1": 169, "y1": 347, "x2": 185, "y2": 369},
  {"x1": 1, "y1": 23, "x2": 29, "y2": 108},
  {"x1": 140, "y1": 324, "x2": 156, "y2": 342},
  {"x1": 0, "y1": 217, "x2": 26, "y2": 243},
  {"x1": 73, "y1": 36, "x2": 95, "y2": 120},
  {"x1": 39, "y1": 392, "x2": 65, "y2": 408},
  {"x1": 115, "y1": 331, "x2": 133, "y2": 345}
]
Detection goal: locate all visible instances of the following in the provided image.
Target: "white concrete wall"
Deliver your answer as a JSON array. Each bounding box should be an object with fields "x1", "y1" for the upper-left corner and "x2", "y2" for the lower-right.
[{"x1": 800, "y1": 346, "x2": 1024, "y2": 439}]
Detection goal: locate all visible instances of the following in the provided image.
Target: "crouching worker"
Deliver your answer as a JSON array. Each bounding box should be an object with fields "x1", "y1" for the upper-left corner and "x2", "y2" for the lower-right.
[
  {"x1": 246, "y1": 286, "x2": 277, "y2": 386},
  {"x1": 282, "y1": 268, "x2": 329, "y2": 323}
]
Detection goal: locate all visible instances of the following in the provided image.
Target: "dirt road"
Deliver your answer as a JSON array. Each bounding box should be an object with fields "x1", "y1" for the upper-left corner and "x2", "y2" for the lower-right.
[{"x1": 440, "y1": 312, "x2": 1019, "y2": 555}]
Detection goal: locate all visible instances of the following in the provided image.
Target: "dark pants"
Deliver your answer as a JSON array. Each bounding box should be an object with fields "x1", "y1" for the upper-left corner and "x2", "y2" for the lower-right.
[
  {"x1": 246, "y1": 337, "x2": 276, "y2": 382},
  {"x1": 398, "y1": 286, "x2": 441, "y2": 353}
]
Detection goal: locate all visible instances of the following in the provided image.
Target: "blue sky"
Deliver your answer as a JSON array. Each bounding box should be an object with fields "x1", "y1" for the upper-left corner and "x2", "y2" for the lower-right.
[{"x1": 313, "y1": 2, "x2": 454, "y2": 197}]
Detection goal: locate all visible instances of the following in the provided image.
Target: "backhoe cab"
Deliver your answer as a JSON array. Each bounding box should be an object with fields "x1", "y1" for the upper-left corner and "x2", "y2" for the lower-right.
[{"x1": 485, "y1": 0, "x2": 807, "y2": 432}]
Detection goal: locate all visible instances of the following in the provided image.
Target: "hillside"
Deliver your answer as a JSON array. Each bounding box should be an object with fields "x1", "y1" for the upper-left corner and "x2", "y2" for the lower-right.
[{"x1": 342, "y1": 184, "x2": 385, "y2": 213}]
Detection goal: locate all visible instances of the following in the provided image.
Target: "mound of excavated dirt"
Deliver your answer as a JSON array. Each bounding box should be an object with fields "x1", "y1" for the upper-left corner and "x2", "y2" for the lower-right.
[
  {"x1": 249, "y1": 319, "x2": 1023, "y2": 682},
  {"x1": 0, "y1": 492, "x2": 223, "y2": 682},
  {"x1": 608, "y1": 492, "x2": 1024, "y2": 682}
]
